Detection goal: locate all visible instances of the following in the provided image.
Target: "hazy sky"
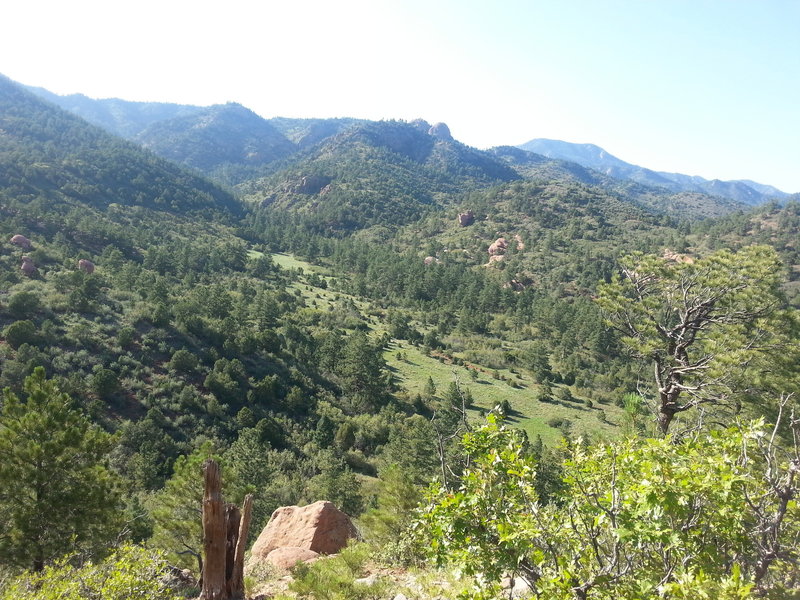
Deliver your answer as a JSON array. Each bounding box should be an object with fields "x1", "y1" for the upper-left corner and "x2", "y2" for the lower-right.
[{"x1": 3, "y1": 0, "x2": 799, "y2": 192}]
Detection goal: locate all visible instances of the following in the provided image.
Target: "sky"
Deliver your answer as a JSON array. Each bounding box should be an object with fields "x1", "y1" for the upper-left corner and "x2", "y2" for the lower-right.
[{"x1": 2, "y1": 0, "x2": 799, "y2": 192}]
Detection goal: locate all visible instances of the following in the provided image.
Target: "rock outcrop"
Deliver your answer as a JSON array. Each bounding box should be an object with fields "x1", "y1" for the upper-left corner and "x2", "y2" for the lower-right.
[
  {"x1": 488, "y1": 237, "x2": 509, "y2": 256},
  {"x1": 78, "y1": 259, "x2": 95, "y2": 274},
  {"x1": 250, "y1": 501, "x2": 359, "y2": 568},
  {"x1": 284, "y1": 175, "x2": 333, "y2": 195},
  {"x1": 20, "y1": 256, "x2": 36, "y2": 276},
  {"x1": 458, "y1": 210, "x2": 475, "y2": 227},
  {"x1": 409, "y1": 118, "x2": 432, "y2": 133},
  {"x1": 262, "y1": 547, "x2": 320, "y2": 570},
  {"x1": 662, "y1": 249, "x2": 694, "y2": 264},
  {"x1": 428, "y1": 122, "x2": 453, "y2": 141},
  {"x1": 10, "y1": 234, "x2": 32, "y2": 250}
]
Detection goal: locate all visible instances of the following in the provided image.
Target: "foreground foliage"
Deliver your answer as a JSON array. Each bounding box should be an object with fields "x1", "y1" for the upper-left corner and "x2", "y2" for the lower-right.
[
  {"x1": 417, "y1": 414, "x2": 800, "y2": 599},
  {"x1": 0, "y1": 544, "x2": 180, "y2": 600},
  {"x1": 0, "y1": 368, "x2": 121, "y2": 571}
]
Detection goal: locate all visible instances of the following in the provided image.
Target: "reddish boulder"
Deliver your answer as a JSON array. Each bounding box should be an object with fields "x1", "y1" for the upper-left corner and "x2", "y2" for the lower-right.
[
  {"x1": 488, "y1": 237, "x2": 509, "y2": 256},
  {"x1": 458, "y1": 210, "x2": 475, "y2": 227},
  {"x1": 78, "y1": 259, "x2": 95, "y2": 274},
  {"x1": 10, "y1": 234, "x2": 32, "y2": 250},
  {"x1": 250, "y1": 501, "x2": 359, "y2": 561},
  {"x1": 264, "y1": 547, "x2": 319, "y2": 570},
  {"x1": 20, "y1": 256, "x2": 36, "y2": 276}
]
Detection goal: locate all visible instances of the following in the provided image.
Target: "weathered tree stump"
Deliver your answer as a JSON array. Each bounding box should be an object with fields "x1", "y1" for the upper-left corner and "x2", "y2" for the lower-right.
[
  {"x1": 200, "y1": 460, "x2": 255, "y2": 600},
  {"x1": 201, "y1": 460, "x2": 226, "y2": 600}
]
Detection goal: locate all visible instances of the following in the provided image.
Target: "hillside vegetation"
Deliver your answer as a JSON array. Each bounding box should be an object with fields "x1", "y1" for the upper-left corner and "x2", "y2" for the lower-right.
[{"x1": 2, "y1": 73, "x2": 800, "y2": 598}]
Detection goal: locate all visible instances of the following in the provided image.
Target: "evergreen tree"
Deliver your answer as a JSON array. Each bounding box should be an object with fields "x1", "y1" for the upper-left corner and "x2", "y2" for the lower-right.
[{"x1": 0, "y1": 368, "x2": 121, "y2": 571}]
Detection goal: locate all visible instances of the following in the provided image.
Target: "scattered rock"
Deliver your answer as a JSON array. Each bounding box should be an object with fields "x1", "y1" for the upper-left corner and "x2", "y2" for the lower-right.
[
  {"x1": 264, "y1": 546, "x2": 319, "y2": 570},
  {"x1": 78, "y1": 258, "x2": 95, "y2": 274},
  {"x1": 284, "y1": 175, "x2": 333, "y2": 195},
  {"x1": 662, "y1": 249, "x2": 694, "y2": 264},
  {"x1": 10, "y1": 234, "x2": 32, "y2": 250},
  {"x1": 354, "y1": 573, "x2": 379, "y2": 586},
  {"x1": 428, "y1": 122, "x2": 453, "y2": 141},
  {"x1": 423, "y1": 256, "x2": 440, "y2": 265},
  {"x1": 514, "y1": 234, "x2": 525, "y2": 250},
  {"x1": 458, "y1": 210, "x2": 475, "y2": 227},
  {"x1": 503, "y1": 279, "x2": 525, "y2": 291},
  {"x1": 250, "y1": 500, "x2": 359, "y2": 563},
  {"x1": 488, "y1": 237, "x2": 509, "y2": 256},
  {"x1": 409, "y1": 118, "x2": 432, "y2": 133},
  {"x1": 488, "y1": 254, "x2": 505, "y2": 264},
  {"x1": 20, "y1": 256, "x2": 36, "y2": 276},
  {"x1": 393, "y1": 594, "x2": 409, "y2": 600}
]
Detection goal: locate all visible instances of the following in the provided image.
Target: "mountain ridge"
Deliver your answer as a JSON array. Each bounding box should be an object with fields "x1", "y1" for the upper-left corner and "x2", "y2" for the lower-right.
[{"x1": 519, "y1": 138, "x2": 790, "y2": 205}]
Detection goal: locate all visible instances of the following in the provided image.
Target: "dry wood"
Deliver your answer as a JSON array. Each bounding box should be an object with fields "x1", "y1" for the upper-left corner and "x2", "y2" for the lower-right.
[
  {"x1": 201, "y1": 459, "x2": 226, "y2": 600},
  {"x1": 230, "y1": 494, "x2": 254, "y2": 599}
]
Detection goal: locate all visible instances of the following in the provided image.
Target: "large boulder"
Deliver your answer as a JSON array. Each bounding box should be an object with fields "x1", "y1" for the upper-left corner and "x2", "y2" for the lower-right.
[
  {"x1": 263, "y1": 546, "x2": 319, "y2": 570},
  {"x1": 10, "y1": 234, "x2": 32, "y2": 250},
  {"x1": 458, "y1": 210, "x2": 475, "y2": 227},
  {"x1": 20, "y1": 256, "x2": 36, "y2": 276},
  {"x1": 78, "y1": 259, "x2": 95, "y2": 274},
  {"x1": 488, "y1": 237, "x2": 509, "y2": 256},
  {"x1": 428, "y1": 122, "x2": 453, "y2": 141},
  {"x1": 250, "y1": 500, "x2": 359, "y2": 562}
]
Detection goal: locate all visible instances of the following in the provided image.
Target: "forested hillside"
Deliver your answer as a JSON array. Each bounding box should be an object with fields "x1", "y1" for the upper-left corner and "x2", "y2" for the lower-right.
[{"x1": 2, "y1": 73, "x2": 800, "y2": 599}]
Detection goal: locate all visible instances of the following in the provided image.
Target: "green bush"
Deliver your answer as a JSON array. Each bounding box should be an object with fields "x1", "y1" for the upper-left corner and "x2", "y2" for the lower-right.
[
  {"x1": 7, "y1": 291, "x2": 41, "y2": 319},
  {"x1": 3, "y1": 320, "x2": 38, "y2": 349},
  {"x1": 287, "y1": 543, "x2": 387, "y2": 600},
  {"x1": 0, "y1": 544, "x2": 180, "y2": 600},
  {"x1": 169, "y1": 349, "x2": 199, "y2": 374}
]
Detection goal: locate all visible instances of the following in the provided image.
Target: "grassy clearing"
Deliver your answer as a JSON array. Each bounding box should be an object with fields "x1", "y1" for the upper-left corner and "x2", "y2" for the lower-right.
[
  {"x1": 270, "y1": 252, "x2": 627, "y2": 446},
  {"x1": 384, "y1": 342, "x2": 625, "y2": 446}
]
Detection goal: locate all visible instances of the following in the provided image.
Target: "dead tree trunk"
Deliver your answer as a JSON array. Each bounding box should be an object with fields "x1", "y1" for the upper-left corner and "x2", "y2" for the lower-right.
[
  {"x1": 200, "y1": 461, "x2": 255, "y2": 600},
  {"x1": 201, "y1": 460, "x2": 226, "y2": 600},
  {"x1": 229, "y1": 494, "x2": 254, "y2": 600}
]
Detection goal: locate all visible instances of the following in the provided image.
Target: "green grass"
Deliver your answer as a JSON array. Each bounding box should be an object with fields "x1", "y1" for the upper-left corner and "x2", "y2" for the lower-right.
[
  {"x1": 268, "y1": 252, "x2": 627, "y2": 447},
  {"x1": 385, "y1": 342, "x2": 626, "y2": 446}
]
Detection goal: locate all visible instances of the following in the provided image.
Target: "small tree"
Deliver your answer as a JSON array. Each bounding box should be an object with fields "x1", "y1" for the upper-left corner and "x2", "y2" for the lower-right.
[
  {"x1": 417, "y1": 413, "x2": 800, "y2": 599},
  {"x1": 0, "y1": 368, "x2": 121, "y2": 571},
  {"x1": 597, "y1": 246, "x2": 799, "y2": 434}
]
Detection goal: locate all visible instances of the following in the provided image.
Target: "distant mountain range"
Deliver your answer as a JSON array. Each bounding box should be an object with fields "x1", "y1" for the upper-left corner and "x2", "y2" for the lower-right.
[
  {"x1": 518, "y1": 139, "x2": 790, "y2": 206},
  {"x1": 18, "y1": 82, "x2": 791, "y2": 217}
]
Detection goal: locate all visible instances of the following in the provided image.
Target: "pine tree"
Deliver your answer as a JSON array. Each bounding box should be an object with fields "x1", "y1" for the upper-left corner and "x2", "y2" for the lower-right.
[{"x1": 0, "y1": 368, "x2": 121, "y2": 571}]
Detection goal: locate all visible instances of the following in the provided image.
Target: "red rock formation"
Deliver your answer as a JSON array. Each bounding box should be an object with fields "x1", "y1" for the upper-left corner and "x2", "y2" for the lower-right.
[
  {"x1": 250, "y1": 501, "x2": 359, "y2": 562},
  {"x1": 263, "y1": 547, "x2": 319, "y2": 570},
  {"x1": 20, "y1": 256, "x2": 36, "y2": 276},
  {"x1": 458, "y1": 211, "x2": 475, "y2": 227},
  {"x1": 10, "y1": 234, "x2": 32, "y2": 250},
  {"x1": 662, "y1": 249, "x2": 694, "y2": 264},
  {"x1": 78, "y1": 259, "x2": 95, "y2": 274},
  {"x1": 488, "y1": 237, "x2": 509, "y2": 256}
]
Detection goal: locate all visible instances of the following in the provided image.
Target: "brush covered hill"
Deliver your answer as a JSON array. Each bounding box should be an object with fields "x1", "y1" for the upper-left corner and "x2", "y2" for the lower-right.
[
  {"x1": 490, "y1": 145, "x2": 747, "y2": 218},
  {"x1": 134, "y1": 103, "x2": 298, "y2": 182},
  {"x1": 239, "y1": 119, "x2": 521, "y2": 232},
  {"x1": 23, "y1": 85, "x2": 205, "y2": 138},
  {"x1": 519, "y1": 137, "x2": 791, "y2": 205},
  {"x1": 0, "y1": 74, "x2": 240, "y2": 217}
]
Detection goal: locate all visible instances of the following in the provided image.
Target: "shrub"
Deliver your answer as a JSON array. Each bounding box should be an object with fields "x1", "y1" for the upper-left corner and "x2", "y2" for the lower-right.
[
  {"x1": 169, "y1": 349, "x2": 199, "y2": 374},
  {"x1": 7, "y1": 291, "x2": 41, "y2": 319},
  {"x1": 0, "y1": 544, "x2": 180, "y2": 600},
  {"x1": 3, "y1": 320, "x2": 38, "y2": 349}
]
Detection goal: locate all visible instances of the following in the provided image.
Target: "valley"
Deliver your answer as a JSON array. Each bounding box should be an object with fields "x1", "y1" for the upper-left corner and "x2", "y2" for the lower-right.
[{"x1": 2, "y1": 72, "x2": 800, "y2": 599}]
